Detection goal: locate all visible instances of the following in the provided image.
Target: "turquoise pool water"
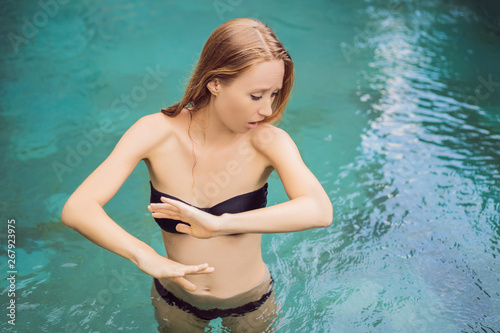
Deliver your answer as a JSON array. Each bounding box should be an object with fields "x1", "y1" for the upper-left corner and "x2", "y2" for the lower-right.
[{"x1": 1, "y1": 0, "x2": 499, "y2": 332}]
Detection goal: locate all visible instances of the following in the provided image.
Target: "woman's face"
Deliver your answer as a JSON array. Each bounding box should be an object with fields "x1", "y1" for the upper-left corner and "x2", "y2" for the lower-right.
[{"x1": 210, "y1": 59, "x2": 285, "y2": 133}]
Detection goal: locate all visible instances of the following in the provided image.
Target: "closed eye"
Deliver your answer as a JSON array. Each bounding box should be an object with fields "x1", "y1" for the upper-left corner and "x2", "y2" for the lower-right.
[{"x1": 251, "y1": 92, "x2": 279, "y2": 101}]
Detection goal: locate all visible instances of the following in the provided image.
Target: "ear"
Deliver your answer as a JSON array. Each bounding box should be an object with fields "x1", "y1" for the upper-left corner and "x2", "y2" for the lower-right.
[{"x1": 206, "y1": 79, "x2": 220, "y2": 96}]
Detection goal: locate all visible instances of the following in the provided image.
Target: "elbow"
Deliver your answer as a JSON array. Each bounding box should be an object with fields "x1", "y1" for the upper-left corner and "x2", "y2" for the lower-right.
[
  {"x1": 322, "y1": 214, "x2": 333, "y2": 228},
  {"x1": 304, "y1": 195, "x2": 333, "y2": 229},
  {"x1": 316, "y1": 201, "x2": 333, "y2": 228},
  {"x1": 61, "y1": 196, "x2": 81, "y2": 229},
  {"x1": 318, "y1": 213, "x2": 333, "y2": 228},
  {"x1": 61, "y1": 200, "x2": 74, "y2": 228}
]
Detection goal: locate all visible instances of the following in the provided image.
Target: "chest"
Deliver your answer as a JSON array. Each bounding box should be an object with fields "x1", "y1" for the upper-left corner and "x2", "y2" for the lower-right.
[{"x1": 145, "y1": 134, "x2": 270, "y2": 207}]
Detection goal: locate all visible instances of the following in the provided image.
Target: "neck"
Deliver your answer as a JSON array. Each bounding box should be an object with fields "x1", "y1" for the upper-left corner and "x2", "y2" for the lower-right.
[{"x1": 189, "y1": 102, "x2": 240, "y2": 149}]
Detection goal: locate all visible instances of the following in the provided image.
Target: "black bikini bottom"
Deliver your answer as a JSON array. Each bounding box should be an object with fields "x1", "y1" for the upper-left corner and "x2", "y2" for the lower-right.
[{"x1": 153, "y1": 275, "x2": 275, "y2": 321}]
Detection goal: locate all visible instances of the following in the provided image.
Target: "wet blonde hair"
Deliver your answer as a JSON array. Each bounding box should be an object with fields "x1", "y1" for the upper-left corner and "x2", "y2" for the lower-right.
[{"x1": 161, "y1": 18, "x2": 294, "y2": 124}]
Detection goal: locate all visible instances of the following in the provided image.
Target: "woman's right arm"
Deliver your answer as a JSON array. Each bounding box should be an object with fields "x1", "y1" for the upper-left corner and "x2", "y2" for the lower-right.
[{"x1": 61, "y1": 114, "x2": 212, "y2": 288}]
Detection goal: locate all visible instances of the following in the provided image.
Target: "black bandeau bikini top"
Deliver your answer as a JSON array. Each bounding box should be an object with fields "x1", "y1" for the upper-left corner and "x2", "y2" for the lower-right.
[{"x1": 149, "y1": 181, "x2": 268, "y2": 234}]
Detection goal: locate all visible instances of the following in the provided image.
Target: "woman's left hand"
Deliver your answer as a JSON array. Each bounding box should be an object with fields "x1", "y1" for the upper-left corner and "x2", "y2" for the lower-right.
[{"x1": 148, "y1": 198, "x2": 223, "y2": 238}]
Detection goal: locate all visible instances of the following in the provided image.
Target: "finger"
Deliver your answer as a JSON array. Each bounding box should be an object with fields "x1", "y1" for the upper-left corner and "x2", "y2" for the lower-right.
[
  {"x1": 149, "y1": 202, "x2": 180, "y2": 214},
  {"x1": 160, "y1": 197, "x2": 183, "y2": 211},
  {"x1": 180, "y1": 263, "x2": 207, "y2": 274},
  {"x1": 160, "y1": 263, "x2": 206, "y2": 278},
  {"x1": 151, "y1": 211, "x2": 183, "y2": 220},
  {"x1": 171, "y1": 276, "x2": 197, "y2": 292},
  {"x1": 176, "y1": 223, "x2": 192, "y2": 234},
  {"x1": 190, "y1": 265, "x2": 215, "y2": 274},
  {"x1": 149, "y1": 205, "x2": 184, "y2": 220},
  {"x1": 196, "y1": 267, "x2": 215, "y2": 274},
  {"x1": 161, "y1": 198, "x2": 198, "y2": 220},
  {"x1": 182, "y1": 263, "x2": 216, "y2": 275}
]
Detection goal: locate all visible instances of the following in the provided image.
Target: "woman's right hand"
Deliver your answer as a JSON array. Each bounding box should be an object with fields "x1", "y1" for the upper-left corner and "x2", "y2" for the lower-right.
[{"x1": 136, "y1": 250, "x2": 214, "y2": 292}]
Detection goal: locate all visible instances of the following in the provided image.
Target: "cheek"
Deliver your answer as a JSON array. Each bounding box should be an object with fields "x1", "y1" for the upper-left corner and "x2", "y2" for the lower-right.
[{"x1": 219, "y1": 93, "x2": 252, "y2": 119}]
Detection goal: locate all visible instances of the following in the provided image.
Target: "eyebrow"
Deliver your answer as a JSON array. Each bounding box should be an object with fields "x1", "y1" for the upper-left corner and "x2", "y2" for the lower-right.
[{"x1": 251, "y1": 86, "x2": 282, "y2": 92}]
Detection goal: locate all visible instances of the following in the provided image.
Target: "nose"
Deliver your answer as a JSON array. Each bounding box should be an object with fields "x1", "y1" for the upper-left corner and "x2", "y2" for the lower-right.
[{"x1": 258, "y1": 100, "x2": 273, "y2": 117}]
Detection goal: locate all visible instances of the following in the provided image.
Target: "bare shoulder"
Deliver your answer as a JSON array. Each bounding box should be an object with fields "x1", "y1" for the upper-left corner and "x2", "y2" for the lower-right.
[
  {"x1": 136, "y1": 111, "x2": 173, "y2": 130},
  {"x1": 135, "y1": 112, "x2": 176, "y2": 135},
  {"x1": 116, "y1": 112, "x2": 174, "y2": 160},
  {"x1": 249, "y1": 123, "x2": 296, "y2": 155}
]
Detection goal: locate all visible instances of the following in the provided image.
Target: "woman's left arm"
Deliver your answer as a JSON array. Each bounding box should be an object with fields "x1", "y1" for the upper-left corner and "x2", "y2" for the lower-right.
[{"x1": 217, "y1": 125, "x2": 333, "y2": 235}]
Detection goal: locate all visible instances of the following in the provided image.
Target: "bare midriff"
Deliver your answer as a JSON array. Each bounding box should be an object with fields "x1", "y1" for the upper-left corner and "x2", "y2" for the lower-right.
[{"x1": 160, "y1": 231, "x2": 267, "y2": 298}]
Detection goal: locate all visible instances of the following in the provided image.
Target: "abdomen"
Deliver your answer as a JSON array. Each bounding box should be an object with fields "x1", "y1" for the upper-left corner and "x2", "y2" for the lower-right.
[{"x1": 161, "y1": 232, "x2": 266, "y2": 298}]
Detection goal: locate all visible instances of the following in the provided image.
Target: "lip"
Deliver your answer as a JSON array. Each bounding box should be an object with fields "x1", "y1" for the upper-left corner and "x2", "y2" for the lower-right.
[{"x1": 247, "y1": 121, "x2": 259, "y2": 129}]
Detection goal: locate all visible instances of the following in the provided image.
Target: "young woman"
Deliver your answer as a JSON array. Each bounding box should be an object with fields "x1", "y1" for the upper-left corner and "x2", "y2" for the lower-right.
[{"x1": 61, "y1": 18, "x2": 332, "y2": 332}]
